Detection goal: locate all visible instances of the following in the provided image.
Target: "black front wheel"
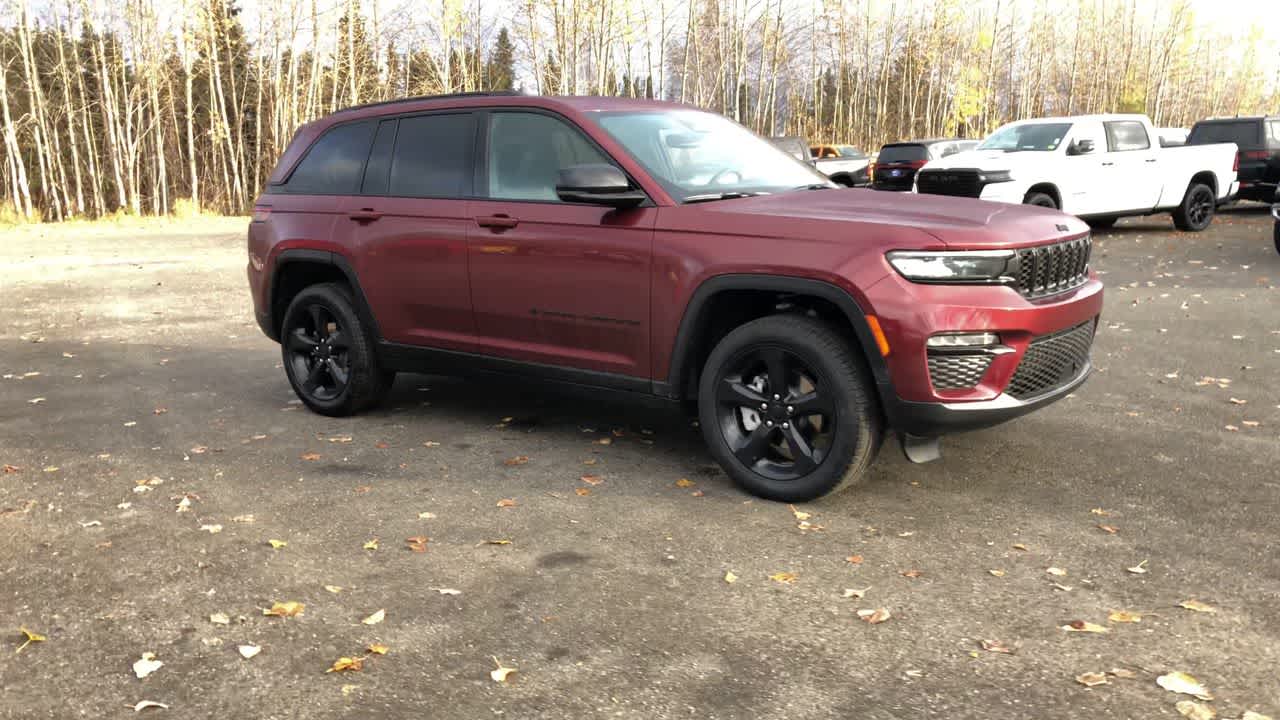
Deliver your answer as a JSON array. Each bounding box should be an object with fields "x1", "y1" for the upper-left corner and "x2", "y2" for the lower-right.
[
  {"x1": 697, "y1": 315, "x2": 881, "y2": 502},
  {"x1": 1023, "y1": 192, "x2": 1058, "y2": 209},
  {"x1": 1173, "y1": 183, "x2": 1216, "y2": 232},
  {"x1": 281, "y1": 283, "x2": 394, "y2": 416},
  {"x1": 1086, "y1": 216, "x2": 1118, "y2": 230}
]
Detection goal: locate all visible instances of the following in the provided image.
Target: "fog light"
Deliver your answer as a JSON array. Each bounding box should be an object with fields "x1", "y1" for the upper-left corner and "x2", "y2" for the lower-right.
[{"x1": 927, "y1": 333, "x2": 999, "y2": 349}]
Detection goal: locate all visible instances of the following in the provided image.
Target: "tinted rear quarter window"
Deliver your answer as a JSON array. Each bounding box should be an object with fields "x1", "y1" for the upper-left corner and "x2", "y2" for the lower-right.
[
  {"x1": 389, "y1": 113, "x2": 476, "y2": 198},
  {"x1": 283, "y1": 120, "x2": 376, "y2": 194},
  {"x1": 1189, "y1": 120, "x2": 1260, "y2": 148},
  {"x1": 361, "y1": 120, "x2": 398, "y2": 195},
  {"x1": 876, "y1": 145, "x2": 928, "y2": 163}
]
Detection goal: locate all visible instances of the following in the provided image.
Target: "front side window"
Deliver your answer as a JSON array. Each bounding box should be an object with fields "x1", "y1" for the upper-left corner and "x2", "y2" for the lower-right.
[
  {"x1": 594, "y1": 110, "x2": 828, "y2": 202},
  {"x1": 284, "y1": 121, "x2": 376, "y2": 194},
  {"x1": 486, "y1": 112, "x2": 611, "y2": 202},
  {"x1": 1105, "y1": 121, "x2": 1151, "y2": 152},
  {"x1": 389, "y1": 113, "x2": 476, "y2": 198},
  {"x1": 978, "y1": 122, "x2": 1072, "y2": 152}
]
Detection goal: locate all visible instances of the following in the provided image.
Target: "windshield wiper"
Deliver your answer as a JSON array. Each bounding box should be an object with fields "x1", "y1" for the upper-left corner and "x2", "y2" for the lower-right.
[{"x1": 683, "y1": 191, "x2": 766, "y2": 204}]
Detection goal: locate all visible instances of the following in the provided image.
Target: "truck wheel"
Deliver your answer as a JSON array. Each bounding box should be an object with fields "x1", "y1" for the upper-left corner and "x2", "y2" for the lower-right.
[
  {"x1": 1173, "y1": 183, "x2": 1215, "y2": 232},
  {"x1": 281, "y1": 283, "x2": 395, "y2": 417},
  {"x1": 1023, "y1": 192, "x2": 1058, "y2": 209},
  {"x1": 697, "y1": 314, "x2": 882, "y2": 502},
  {"x1": 1086, "y1": 216, "x2": 1118, "y2": 230}
]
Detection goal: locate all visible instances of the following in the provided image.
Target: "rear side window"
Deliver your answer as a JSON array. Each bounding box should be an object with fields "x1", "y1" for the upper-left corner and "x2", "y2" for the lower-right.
[
  {"x1": 1189, "y1": 120, "x2": 1260, "y2": 148},
  {"x1": 1104, "y1": 121, "x2": 1150, "y2": 152},
  {"x1": 389, "y1": 113, "x2": 476, "y2": 198},
  {"x1": 876, "y1": 145, "x2": 928, "y2": 163},
  {"x1": 283, "y1": 121, "x2": 376, "y2": 194},
  {"x1": 361, "y1": 120, "x2": 398, "y2": 195}
]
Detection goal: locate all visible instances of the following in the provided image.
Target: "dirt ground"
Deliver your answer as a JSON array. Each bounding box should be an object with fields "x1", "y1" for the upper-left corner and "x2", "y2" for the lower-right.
[{"x1": 1, "y1": 207, "x2": 1277, "y2": 719}]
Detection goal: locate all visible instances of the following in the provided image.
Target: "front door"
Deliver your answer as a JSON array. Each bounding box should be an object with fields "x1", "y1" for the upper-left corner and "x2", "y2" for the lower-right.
[{"x1": 467, "y1": 110, "x2": 656, "y2": 380}]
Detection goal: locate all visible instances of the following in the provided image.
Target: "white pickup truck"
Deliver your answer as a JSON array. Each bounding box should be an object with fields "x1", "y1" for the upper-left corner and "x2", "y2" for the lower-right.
[{"x1": 915, "y1": 114, "x2": 1239, "y2": 231}]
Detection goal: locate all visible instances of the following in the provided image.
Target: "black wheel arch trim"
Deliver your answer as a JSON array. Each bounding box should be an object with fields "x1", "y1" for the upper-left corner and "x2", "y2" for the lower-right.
[
  {"x1": 268, "y1": 249, "x2": 382, "y2": 343},
  {"x1": 662, "y1": 274, "x2": 893, "y2": 403}
]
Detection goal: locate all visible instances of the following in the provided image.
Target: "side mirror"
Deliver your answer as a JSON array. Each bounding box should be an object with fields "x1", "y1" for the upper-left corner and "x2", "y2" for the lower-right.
[
  {"x1": 1068, "y1": 139, "x2": 1095, "y2": 156},
  {"x1": 556, "y1": 164, "x2": 646, "y2": 209}
]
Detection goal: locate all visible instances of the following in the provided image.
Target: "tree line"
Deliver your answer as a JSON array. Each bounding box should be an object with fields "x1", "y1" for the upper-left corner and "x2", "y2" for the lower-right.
[{"x1": 0, "y1": 0, "x2": 1276, "y2": 221}]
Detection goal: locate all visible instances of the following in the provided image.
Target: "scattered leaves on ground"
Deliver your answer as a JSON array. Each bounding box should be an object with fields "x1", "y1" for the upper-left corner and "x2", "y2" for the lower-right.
[
  {"x1": 326, "y1": 656, "x2": 363, "y2": 673},
  {"x1": 263, "y1": 601, "x2": 304, "y2": 618},
  {"x1": 268, "y1": 539, "x2": 287, "y2": 549},
  {"x1": 362, "y1": 538, "x2": 379, "y2": 550},
  {"x1": 1175, "y1": 701, "x2": 1216, "y2": 720},
  {"x1": 366, "y1": 643, "x2": 389, "y2": 655},
  {"x1": 405, "y1": 536, "x2": 429, "y2": 552},
  {"x1": 1076, "y1": 672, "x2": 1109, "y2": 687},
  {"x1": 361, "y1": 609, "x2": 385, "y2": 625},
  {"x1": 1062, "y1": 620, "x2": 1109, "y2": 633},
  {"x1": 675, "y1": 478, "x2": 694, "y2": 488},
  {"x1": 574, "y1": 487, "x2": 591, "y2": 496},
  {"x1": 133, "y1": 652, "x2": 163, "y2": 679},
  {"x1": 1157, "y1": 671, "x2": 1213, "y2": 700},
  {"x1": 857, "y1": 608, "x2": 891, "y2": 624},
  {"x1": 15, "y1": 627, "x2": 45, "y2": 653},
  {"x1": 768, "y1": 572, "x2": 798, "y2": 585},
  {"x1": 1179, "y1": 599, "x2": 1217, "y2": 613},
  {"x1": 580, "y1": 474, "x2": 604, "y2": 485},
  {"x1": 490, "y1": 656, "x2": 518, "y2": 683}
]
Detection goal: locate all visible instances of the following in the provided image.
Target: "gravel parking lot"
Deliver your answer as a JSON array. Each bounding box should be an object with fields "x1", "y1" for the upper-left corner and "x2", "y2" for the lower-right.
[{"x1": 1, "y1": 206, "x2": 1277, "y2": 719}]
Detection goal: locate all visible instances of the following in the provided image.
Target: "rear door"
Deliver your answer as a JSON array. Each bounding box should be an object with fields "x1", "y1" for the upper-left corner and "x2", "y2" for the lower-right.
[
  {"x1": 467, "y1": 109, "x2": 657, "y2": 380},
  {"x1": 1102, "y1": 120, "x2": 1160, "y2": 211},
  {"x1": 348, "y1": 111, "x2": 478, "y2": 351}
]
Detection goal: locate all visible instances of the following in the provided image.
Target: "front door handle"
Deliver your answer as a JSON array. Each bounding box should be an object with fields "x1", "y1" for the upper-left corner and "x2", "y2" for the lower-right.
[
  {"x1": 1144, "y1": 159, "x2": 1157, "y2": 163},
  {"x1": 476, "y1": 215, "x2": 519, "y2": 230},
  {"x1": 348, "y1": 209, "x2": 382, "y2": 223},
  {"x1": 1101, "y1": 162, "x2": 1115, "y2": 167}
]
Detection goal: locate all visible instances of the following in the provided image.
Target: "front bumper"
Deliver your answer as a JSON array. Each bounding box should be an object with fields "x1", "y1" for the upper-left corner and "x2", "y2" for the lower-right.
[{"x1": 882, "y1": 359, "x2": 1091, "y2": 437}]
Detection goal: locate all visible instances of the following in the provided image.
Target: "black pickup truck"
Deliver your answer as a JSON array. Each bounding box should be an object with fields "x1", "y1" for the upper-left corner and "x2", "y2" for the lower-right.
[{"x1": 1188, "y1": 116, "x2": 1280, "y2": 203}]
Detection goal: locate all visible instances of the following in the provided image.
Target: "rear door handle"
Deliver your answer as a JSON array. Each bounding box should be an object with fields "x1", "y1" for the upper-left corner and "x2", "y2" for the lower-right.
[
  {"x1": 348, "y1": 209, "x2": 382, "y2": 223},
  {"x1": 476, "y1": 215, "x2": 519, "y2": 230},
  {"x1": 1101, "y1": 162, "x2": 1115, "y2": 167}
]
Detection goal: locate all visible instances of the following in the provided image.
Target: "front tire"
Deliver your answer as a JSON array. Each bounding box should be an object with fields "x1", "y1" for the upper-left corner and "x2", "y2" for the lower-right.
[
  {"x1": 1173, "y1": 183, "x2": 1216, "y2": 232},
  {"x1": 1086, "y1": 216, "x2": 1118, "y2": 230},
  {"x1": 281, "y1": 283, "x2": 394, "y2": 417},
  {"x1": 697, "y1": 315, "x2": 881, "y2": 502},
  {"x1": 1023, "y1": 191, "x2": 1058, "y2": 209}
]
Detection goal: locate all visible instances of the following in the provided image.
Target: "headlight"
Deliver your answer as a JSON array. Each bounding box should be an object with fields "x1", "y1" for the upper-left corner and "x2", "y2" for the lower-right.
[
  {"x1": 978, "y1": 170, "x2": 1013, "y2": 184},
  {"x1": 886, "y1": 250, "x2": 1015, "y2": 283}
]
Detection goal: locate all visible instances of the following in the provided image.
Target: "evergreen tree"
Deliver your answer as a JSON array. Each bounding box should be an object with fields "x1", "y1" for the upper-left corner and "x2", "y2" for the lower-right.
[{"x1": 486, "y1": 27, "x2": 515, "y2": 91}]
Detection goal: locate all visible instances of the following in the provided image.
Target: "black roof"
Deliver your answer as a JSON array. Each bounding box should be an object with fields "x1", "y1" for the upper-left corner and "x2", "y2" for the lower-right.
[{"x1": 882, "y1": 138, "x2": 974, "y2": 147}]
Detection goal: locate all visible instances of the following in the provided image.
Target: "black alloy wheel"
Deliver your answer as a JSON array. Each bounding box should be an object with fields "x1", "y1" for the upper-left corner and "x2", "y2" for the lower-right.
[
  {"x1": 1174, "y1": 183, "x2": 1216, "y2": 232},
  {"x1": 714, "y1": 346, "x2": 835, "y2": 481},
  {"x1": 286, "y1": 303, "x2": 351, "y2": 402}
]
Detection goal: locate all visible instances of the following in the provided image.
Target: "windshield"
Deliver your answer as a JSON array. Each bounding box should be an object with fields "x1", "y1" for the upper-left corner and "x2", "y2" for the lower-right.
[
  {"x1": 978, "y1": 123, "x2": 1072, "y2": 152},
  {"x1": 876, "y1": 144, "x2": 928, "y2": 163},
  {"x1": 593, "y1": 110, "x2": 828, "y2": 202}
]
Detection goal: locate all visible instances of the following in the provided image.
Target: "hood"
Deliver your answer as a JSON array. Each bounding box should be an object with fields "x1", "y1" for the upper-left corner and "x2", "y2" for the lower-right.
[
  {"x1": 678, "y1": 188, "x2": 1089, "y2": 249},
  {"x1": 922, "y1": 148, "x2": 1055, "y2": 174}
]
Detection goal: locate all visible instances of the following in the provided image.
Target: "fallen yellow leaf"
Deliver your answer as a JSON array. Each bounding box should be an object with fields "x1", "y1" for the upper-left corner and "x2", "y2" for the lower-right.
[
  {"x1": 979, "y1": 639, "x2": 1014, "y2": 654},
  {"x1": 988, "y1": 569, "x2": 1006, "y2": 577},
  {"x1": 301, "y1": 452, "x2": 321, "y2": 461},
  {"x1": 1108, "y1": 610, "x2": 1143, "y2": 623},
  {"x1": 724, "y1": 571, "x2": 738, "y2": 584},
  {"x1": 483, "y1": 539, "x2": 512, "y2": 546},
  {"x1": 574, "y1": 488, "x2": 591, "y2": 496},
  {"x1": 675, "y1": 478, "x2": 694, "y2": 488},
  {"x1": 490, "y1": 656, "x2": 517, "y2": 683},
  {"x1": 362, "y1": 538, "x2": 379, "y2": 550},
  {"x1": 405, "y1": 536, "x2": 429, "y2": 552},
  {"x1": 263, "y1": 601, "x2": 304, "y2": 618},
  {"x1": 1176, "y1": 700, "x2": 1216, "y2": 720},
  {"x1": 788, "y1": 504, "x2": 811, "y2": 521},
  {"x1": 15, "y1": 627, "x2": 45, "y2": 654},
  {"x1": 1096, "y1": 524, "x2": 1119, "y2": 534},
  {"x1": 326, "y1": 656, "x2": 363, "y2": 673},
  {"x1": 846, "y1": 554, "x2": 864, "y2": 565},
  {"x1": 496, "y1": 498, "x2": 517, "y2": 508},
  {"x1": 1179, "y1": 599, "x2": 1217, "y2": 613},
  {"x1": 768, "y1": 572, "x2": 798, "y2": 585},
  {"x1": 361, "y1": 609, "x2": 385, "y2": 625},
  {"x1": 1076, "y1": 672, "x2": 1109, "y2": 687},
  {"x1": 1046, "y1": 567, "x2": 1067, "y2": 576},
  {"x1": 324, "y1": 585, "x2": 343, "y2": 594},
  {"x1": 857, "y1": 607, "x2": 891, "y2": 624},
  {"x1": 580, "y1": 474, "x2": 604, "y2": 485},
  {"x1": 1127, "y1": 559, "x2": 1149, "y2": 574},
  {"x1": 366, "y1": 643, "x2": 389, "y2": 655},
  {"x1": 1157, "y1": 671, "x2": 1213, "y2": 700},
  {"x1": 503, "y1": 456, "x2": 529, "y2": 466}
]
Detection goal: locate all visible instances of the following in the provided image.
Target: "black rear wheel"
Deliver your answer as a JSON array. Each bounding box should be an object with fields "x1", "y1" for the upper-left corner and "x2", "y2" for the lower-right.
[
  {"x1": 281, "y1": 283, "x2": 394, "y2": 416},
  {"x1": 1024, "y1": 192, "x2": 1058, "y2": 209},
  {"x1": 1173, "y1": 183, "x2": 1216, "y2": 232},
  {"x1": 1086, "y1": 216, "x2": 1118, "y2": 230},
  {"x1": 697, "y1": 315, "x2": 881, "y2": 502}
]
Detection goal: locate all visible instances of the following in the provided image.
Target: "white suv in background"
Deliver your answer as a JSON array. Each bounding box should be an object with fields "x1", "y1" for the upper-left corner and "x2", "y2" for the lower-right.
[{"x1": 915, "y1": 114, "x2": 1239, "y2": 231}]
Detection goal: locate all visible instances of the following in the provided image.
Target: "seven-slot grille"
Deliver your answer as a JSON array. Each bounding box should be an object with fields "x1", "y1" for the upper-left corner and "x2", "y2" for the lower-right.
[
  {"x1": 1006, "y1": 320, "x2": 1096, "y2": 400},
  {"x1": 915, "y1": 169, "x2": 984, "y2": 198},
  {"x1": 927, "y1": 354, "x2": 994, "y2": 390},
  {"x1": 1014, "y1": 236, "x2": 1091, "y2": 298}
]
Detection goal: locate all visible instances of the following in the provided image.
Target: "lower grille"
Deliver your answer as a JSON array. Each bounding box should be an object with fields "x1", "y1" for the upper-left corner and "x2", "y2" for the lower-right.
[
  {"x1": 927, "y1": 354, "x2": 994, "y2": 390},
  {"x1": 916, "y1": 169, "x2": 983, "y2": 198},
  {"x1": 1007, "y1": 320, "x2": 1095, "y2": 400}
]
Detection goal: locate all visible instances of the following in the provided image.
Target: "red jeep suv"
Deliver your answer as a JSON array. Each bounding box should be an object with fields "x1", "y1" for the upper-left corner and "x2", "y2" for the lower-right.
[{"x1": 248, "y1": 92, "x2": 1104, "y2": 502}]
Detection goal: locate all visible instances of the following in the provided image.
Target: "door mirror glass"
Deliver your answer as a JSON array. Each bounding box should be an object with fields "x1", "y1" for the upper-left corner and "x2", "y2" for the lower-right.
[
  {"x1": 1069, "y1": 138, "x2": 1095, "y2": 155},
  {"x1": 556, "y1": 164, "x2": 646, "y2": 208}
]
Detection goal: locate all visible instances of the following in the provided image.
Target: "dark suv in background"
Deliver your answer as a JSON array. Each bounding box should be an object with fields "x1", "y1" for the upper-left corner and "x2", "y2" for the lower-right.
[
  {"x1": 871, "y1": 139, "x2": 977, "y2": 191},
  {"x1": 249, "y1": 92, "x2": 1102, "y2": 502},
  {"x1": 1188, "y1": 116, "x2": 1280, "y2": 203}
]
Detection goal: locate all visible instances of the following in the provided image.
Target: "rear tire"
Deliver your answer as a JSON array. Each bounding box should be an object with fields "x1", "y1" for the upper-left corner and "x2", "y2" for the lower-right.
[
  {"x1": 1173, "y1": 183, "x2": 1216, "y2": 232},
  {"x1": 1024, "y1": 192, "x2": 1058, "y2": 209},
  {"x1": 281, "y1": 283, "x2": 394, "y2": 417},
  {"x1": 697, "y1": 315, "x2": 881, "y2": 502},
  {"x1": 1086, "y1": 216, "x2": 1118, "y2": 230}
]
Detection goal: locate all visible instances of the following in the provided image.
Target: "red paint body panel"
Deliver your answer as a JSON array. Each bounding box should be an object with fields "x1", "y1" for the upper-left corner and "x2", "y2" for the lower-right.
[{"x1": 248, "y1": 94, "x2": 1105, "y2": 432}]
